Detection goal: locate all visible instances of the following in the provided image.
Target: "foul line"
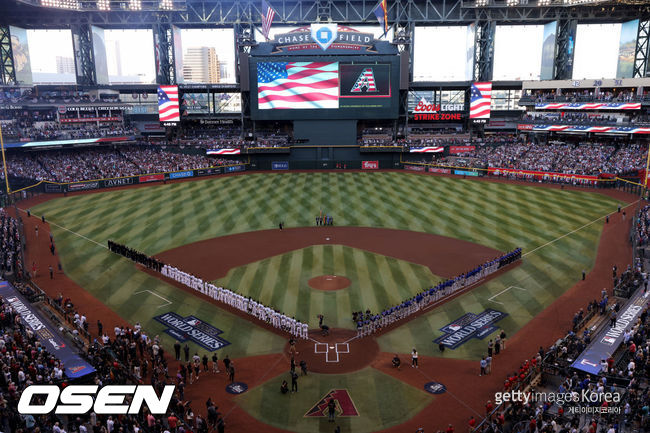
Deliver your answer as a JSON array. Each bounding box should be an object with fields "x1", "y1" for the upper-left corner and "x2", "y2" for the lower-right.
[
  {"x1": 523, "y1": 200, "x2": 641, "y2": 258},
  {"x1": 17, "y1": 207, "x2": 107, "y2": 250},
  {"x1": 488, "y1": 286, "x2": 526, "y2": 305},
  {"x1": 133, "y1": 289, "x2": 172, "y2": 308}
]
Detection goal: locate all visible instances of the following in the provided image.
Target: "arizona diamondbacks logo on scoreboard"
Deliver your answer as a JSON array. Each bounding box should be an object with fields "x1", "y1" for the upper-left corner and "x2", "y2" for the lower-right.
[
  {"x1": 154, "y1": 312, "x2": 230, "y2": 351},
  {"x1": 311, "y1": 23, "x2": 338, "y2": 50},
  {"x1": 434, "y1": 309, "x2": 507, "y2": 349}
]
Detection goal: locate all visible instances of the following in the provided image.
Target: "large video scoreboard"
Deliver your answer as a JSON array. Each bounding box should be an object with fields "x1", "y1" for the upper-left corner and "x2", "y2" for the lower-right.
[{"x1": 250, "y1": 55, "x2": 400, "y2": 121}]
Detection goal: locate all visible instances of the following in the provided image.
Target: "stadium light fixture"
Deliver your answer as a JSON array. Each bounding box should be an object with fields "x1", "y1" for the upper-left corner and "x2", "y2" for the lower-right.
[
  {"x1": 475, "y1": 0, "x2": 488, "y2": 6},
  {"x1": 537, "y1": 0, "x2": 550, "y2": 5},
  {"x1": 40, "y1": 0, "x2": 80, "y2": 9},
  {"x1": 97, "y1": 0, "x2": 110, "y2": 10},
  {"x1": 506, "y1": 0, "x2": 519, "y2": 5},
  {"x1": 159, "y1": 0, "x2": 173, "y2": 10},
  {"x1": 129, "y1": 0, "x2": 141, "y2": 10}
]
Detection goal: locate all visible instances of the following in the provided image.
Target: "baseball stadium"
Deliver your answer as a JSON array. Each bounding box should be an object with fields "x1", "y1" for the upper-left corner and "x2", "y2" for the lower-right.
[{"x1": 1, "y1": 1, "x2": 650, "y2": 432}]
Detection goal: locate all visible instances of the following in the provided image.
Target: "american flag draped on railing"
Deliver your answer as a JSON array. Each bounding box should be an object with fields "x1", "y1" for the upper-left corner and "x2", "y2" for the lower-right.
[
  {"x1": 469, "y1": 82, "x2": 492, "y2": 119},
  {"x1": 257, "y1": 62, "x2": 339, "y2": 109},
  {"x1": 157, "y1": 85, "x2": 180, "y2": 122}
]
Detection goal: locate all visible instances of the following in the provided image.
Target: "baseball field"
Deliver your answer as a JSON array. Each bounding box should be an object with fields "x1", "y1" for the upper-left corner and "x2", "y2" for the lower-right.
[{"x1": 25, "y1": 171, "x2": 632, "y2": 432}]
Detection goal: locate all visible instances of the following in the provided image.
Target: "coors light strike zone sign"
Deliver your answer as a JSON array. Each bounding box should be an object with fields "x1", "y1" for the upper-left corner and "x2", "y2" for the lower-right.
[{"x1": 412, "y1": 98, "x2": 464, "y2": 121}]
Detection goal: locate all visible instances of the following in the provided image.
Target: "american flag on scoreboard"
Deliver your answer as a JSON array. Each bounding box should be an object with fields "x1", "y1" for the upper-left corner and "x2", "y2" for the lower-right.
[
  {"x1": 158, "y1": 85, "x2": 180, "y2": 122},
  {"x1": 261, "y1": 0, "x2": 275, "y2": 41},
  {"x1": 469, "y1": 82, "x2": 492, "y2": 119},
  {"x1": 257, "y1": 62, "x2": 339, "y2": 109}
]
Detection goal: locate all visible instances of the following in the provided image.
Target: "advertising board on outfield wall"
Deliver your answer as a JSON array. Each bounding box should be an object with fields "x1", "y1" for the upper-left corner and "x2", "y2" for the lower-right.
[
  {"x1": 68, "y1": 181, "x2": 100, "y2": 191},
  {"x1": 428, "y1": 167, "x2": 451, "y2": 174},
  {"x1": 362, "y1": 161, "x2": 379, "y2": 170},
  {"x1": 169, "y1": 171, "x2": 194, "y2": 180},
  {"x1": 272, "y1": 161, "x2": 289, "y2": 170},
  {"x1": 139, "y1": 174, "x2": 165, "y2": 183},
  {"x1": 196, "y1": 168, "x2": 222, "y2": 176},
  {"x1": 404, "y1": 165, "x2": 425, "y2": 172},
  {"x1": 224, "y1": 165, "x2": 246, "y2": 173},
  {"x1": 104, "y1": 178, "x2": 134, "y2": 187},
  {"x1": 44, "y1": 184, "x2": 63, "y2": 193},
  {"x1": 454, "y1": 169, "x2": 479, "y2": 176},
  {"x1": 58, "y1": 166, "x2": 243, "y2": 194},
  {"x1": 487, "y1": 167, "x2": 599, "y2": 184}
]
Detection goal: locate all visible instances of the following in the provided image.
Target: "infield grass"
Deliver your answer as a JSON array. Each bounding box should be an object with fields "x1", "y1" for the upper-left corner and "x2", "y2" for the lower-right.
[{"x1": 30, "y1": 172, "x2": 625, "y2": 360}]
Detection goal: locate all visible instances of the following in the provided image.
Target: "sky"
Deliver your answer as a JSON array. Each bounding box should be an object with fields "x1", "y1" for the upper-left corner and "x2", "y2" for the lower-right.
[
  {"x1": 413, "y1": 26, "x2": 469, "y2": 81},
  {"x1": 178, "y1": 28, "x2": 235, "y2": 83},
  {"x1": 572, "y1": 23, "x2": 622, "y2": 80},
  {"x1": 103, "y1": 29, "x2": 156, "y2": 83},
  {"x1": 493, "y1": 25, "x2": 544, "y2": 81},
  {"x1": 26, "y1": 29, "x2": 75, "y2": 83},
  {"x1": 19, "y1": 23, "x2": 628, "y2": 84}
]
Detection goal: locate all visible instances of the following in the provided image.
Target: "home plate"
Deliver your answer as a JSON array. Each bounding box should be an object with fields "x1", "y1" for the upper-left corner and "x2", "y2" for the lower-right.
[
  {"x1": 329, "y1": 346, "x2": 334, "y2": 349},
  {"x1": 326, "y1": 237, "x2": 330, "y2": 240}
]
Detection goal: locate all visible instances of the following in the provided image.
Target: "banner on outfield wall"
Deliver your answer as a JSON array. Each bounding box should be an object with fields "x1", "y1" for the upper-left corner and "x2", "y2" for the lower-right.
[
  {"x1": 68, "y1": 181, "x2": 99, "y2": 191},
  {"x1": 449, "y1": 146, "x2": 475, "y2": 154},
  {"x1": 103, "y1": 178, "x2": 134, "y2": 188},
  {"x1": 428, "y1": 167, "x2": 451, "y2": 174},
  {"x1": 169, "y1": 170, "x2": 194, "y2": 180},
  {"x1": 404, "y1": 165, "x2": 425, "y2": 172},
  {"x1": 196, "y1": 168, "x2": 222, "y2": 176},
  {"x1": 362, "y1": 161, "x2": 379, "y2": 169},
  {"x1": 44, "y1": 184, "x2": 63, "y2": 193},
  {"x1": 488, "y1": 167, "x2": 600, "y2": 184},
  {"x1": 454, "y1": 169, "x2": 479, "y2": 177},
  {"x1": 139, "y1": 174, "x2": 165, "y2": 183},
  {"x1": 272, "y1": 161, "x2": 289, "y2": 170},
  {"x1": 224, "y1": 165, "x2": 245, "y2": 173}
]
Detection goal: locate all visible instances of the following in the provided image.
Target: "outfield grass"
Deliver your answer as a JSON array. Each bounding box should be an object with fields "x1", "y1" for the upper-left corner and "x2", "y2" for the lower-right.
[
  {"x1": 236, "y1": 367, "x2": 433, "y2": 433},
  {"x1": 215, "y1": 245, "x2": 443, "y2": 328},
  {"x1": 30, "y1": 172, "x2": 624, "y2": 361}
]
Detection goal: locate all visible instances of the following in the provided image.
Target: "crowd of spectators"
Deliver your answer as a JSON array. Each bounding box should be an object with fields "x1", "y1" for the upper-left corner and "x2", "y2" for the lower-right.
[
  {"x1": 461, "y1": 142, "x2": 647, "y2": 176},
  {"x1": 522, "y1": 112, "x2": 650, "y2": 127},
  {"x1": 1, "y1": 109, "x2": 134, "y2": 142},
  {"x1": 637, "y1": 205, "x2": 650, "y2": 246},
  {"x1": 0, "y1": 88, "x2": 120, "y2": 104},
  {"x1": 525, "y1": 89, "x2": 641, "y2": 103},
  {"x1": 0, "y1": 208, "x2": 23, "y2": 279},
  {"x1": 0, "y1": 285, "x2": 227, "y2": 433},
  {"x1": 477, "y1": 261, "x2": 650, "y2": 433},
  {"x1": 2, "y1": 146, "x2": 241, "y2": 183}
]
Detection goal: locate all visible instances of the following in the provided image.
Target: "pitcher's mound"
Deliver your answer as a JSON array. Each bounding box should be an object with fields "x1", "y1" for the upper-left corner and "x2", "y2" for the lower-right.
[{"x1": 308, "y1": 275, "x2": 351, "y2": 291}]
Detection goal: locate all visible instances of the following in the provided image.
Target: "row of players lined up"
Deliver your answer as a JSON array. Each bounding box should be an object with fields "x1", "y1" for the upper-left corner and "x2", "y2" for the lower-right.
[
  {"x1": 355, "y1": 248, "x2": 522, "y2": 337},
  {"x1": 107, "y1": 241, "x2": 310, "y2": 339},
  {"x1": 160, "y1": 265, "x2": 309, "y2": 339},
  {"x1": 107, "y1": 240, "x2": 164, "y2": 272}
]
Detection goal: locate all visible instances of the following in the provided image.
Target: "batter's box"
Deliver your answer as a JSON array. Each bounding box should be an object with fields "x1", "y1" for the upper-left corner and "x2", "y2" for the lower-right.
[
  {"x1": 336, "y1": 343, "x2": 349, "y2": 353},
  {"x1": 326, "y1": 348, "x2": 339, "y2": 363},
  {"x1": 315, "y1": 343, "x2": 328, "y2": 354}
]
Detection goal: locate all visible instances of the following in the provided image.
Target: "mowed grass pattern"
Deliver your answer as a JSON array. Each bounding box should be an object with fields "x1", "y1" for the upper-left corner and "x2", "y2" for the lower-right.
[
  {"x1": 215, "y1": 245, "x2": 443, "y2": 328},
  {"x1": 30, "y1": 172, "x2": 624, "y2": 360}
]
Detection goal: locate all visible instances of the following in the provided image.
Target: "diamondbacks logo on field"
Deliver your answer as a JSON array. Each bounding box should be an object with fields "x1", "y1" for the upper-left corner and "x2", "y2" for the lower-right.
[
  {"x1": 304, "y1": 389, "x2": 359, "y2": 417},
  {"x1": 350, "y1": 68, "x2": 377, "y2": 93}
]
